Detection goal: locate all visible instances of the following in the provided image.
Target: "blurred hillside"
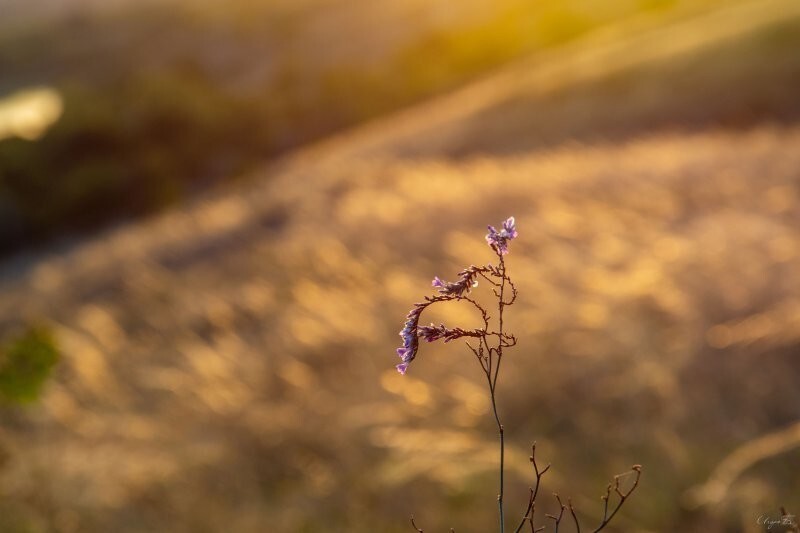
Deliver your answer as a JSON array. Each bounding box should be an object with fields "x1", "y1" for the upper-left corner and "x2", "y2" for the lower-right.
[
  {"x1": 0, "y1": 0, "x2": 799, "y2": 532},
  {"x1": 0, "y1": 0, "x2": 758, "y2": 255}
]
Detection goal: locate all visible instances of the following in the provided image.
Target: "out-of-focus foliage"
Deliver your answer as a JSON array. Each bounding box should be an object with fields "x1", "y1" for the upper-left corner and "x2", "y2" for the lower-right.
[
  {"x1": 0, "y1": 0, "x2": 739, "y2": 254},
  {"x1": 0, "y1": 75, "x2": 268, "y2": 242},
  {"x1": 0, "y1": 326, "x2": 58, "y2": 404}
]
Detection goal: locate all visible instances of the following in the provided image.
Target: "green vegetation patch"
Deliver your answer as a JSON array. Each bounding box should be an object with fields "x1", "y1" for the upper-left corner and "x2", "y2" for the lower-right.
[{"x1": 0, "y1": 326, "x2": 59, "y2": 404}]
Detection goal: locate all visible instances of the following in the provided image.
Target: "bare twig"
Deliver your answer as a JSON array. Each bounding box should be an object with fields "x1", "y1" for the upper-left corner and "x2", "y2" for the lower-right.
[
  {"x1": 515, "y1": 443, "x2": 551, "y2": 533},
  {"x1": 591, "y1": 465, "x2": 642, "y2": 533},
  {"x1": 568, "y1": 498, "x2": 581, "y2": 533},
  {"x1": 546, "y1": 493, "x2": 566, "y2": 533}
]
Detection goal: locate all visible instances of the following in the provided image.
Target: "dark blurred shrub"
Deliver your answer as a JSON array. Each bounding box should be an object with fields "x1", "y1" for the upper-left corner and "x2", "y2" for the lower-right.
[{"x1": 0, "y1": 73, "x2": 269, "y2": 251}]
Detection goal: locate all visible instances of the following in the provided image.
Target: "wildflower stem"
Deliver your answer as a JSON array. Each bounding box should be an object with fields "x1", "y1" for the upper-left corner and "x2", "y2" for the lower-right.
[
  {"x1": 396, "y1": 217, "x2": 522, "y2": 532},
  {"x1": 493, "y1": 257, "x2": 506, "y2": 392},
  {"x1": 493, "y1": 255, "x2": 508, "y2": 533},
  {"x1": 492, "y1": 391, "x2": 505, "y2": 533},
  {"x1": 484, "y1": 364, "x2": 505, "y2": 533},
  {"x1": 395, "y1": 217, "x2": 641, "y2": 533}
]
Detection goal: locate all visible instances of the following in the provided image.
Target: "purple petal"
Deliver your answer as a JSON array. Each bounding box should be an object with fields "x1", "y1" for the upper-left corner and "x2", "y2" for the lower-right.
[
  {"x1": 396, "y1": 363, "x2": 409, "y2": 374},
  {"x1": 485, "y1": 225, "x2": 499, "y2": 244},
  {"x1": 503, "y1": 216, "x2": 518, "y2": 239}
]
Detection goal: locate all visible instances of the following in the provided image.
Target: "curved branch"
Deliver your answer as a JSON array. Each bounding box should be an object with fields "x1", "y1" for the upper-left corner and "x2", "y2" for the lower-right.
[
  {"x1": 591, "y1": 465, "x2": 642, "y2": 533},
  {"x1": 514, "y1": 443, "x2": 551, "y2": 533}
]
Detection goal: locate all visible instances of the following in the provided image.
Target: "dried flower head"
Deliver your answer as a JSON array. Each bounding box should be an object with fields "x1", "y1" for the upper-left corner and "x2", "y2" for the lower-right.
[
  {"x1": 393, "y1": 217, "x2": 517, "y2": 375},
  {"x1": 396, "y1": 305, "x2": 423, "y2": 374},
  {"x1": 432, "y1": 265, "x2": 487, "y2": 297},
  {"x1": 391, "y1": 215, "x2": 641, "y2": 533},
  {"x1": 486, "y1": 216, "x2": 518, "y2": 256}
]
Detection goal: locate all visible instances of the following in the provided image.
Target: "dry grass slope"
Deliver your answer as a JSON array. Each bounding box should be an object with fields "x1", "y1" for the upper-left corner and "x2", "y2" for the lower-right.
[{"x1": 0, "y1": 0, "x2": 798, "y2": 531}]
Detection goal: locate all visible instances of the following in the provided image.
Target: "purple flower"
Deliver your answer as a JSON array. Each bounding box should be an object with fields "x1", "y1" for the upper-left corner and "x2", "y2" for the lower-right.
[
  {"x1": 419, "y1": 323, "x2": 483, "y2": 344},
  {"x1": 395, "y1": 305, "x2": 422, "y2": 373},
  {"x1": 503, "y1": 216, "x2": 518, "y2": 239},
  {"x1": 419, "y1": 323, "x2": 444, "y2": 343},
  {"x1": 395, "y1": 341, "x2": 417, "y2": 374},
  {"x1": 432, "y1": 266, "x2": 487, "y2": 297},
  {"x1": 486, "y1": 216, "x2": 518, "y2": 255}
]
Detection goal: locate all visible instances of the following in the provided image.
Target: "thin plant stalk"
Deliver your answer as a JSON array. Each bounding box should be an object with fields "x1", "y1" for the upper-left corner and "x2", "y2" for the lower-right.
[{"x1": 392, "y1": 217, "x2": 640, "y2": 532}]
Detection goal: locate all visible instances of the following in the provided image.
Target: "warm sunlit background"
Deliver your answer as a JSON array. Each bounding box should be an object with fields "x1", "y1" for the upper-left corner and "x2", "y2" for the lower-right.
[{"x1": 0, "y1": 0, "x2": 799, "y2": 531}]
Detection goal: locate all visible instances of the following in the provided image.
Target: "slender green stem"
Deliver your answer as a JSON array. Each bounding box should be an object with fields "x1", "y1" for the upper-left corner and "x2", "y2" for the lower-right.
[
  {"x1": 493, "y1": 258, "x2": 506, "y2": 392},
  {"x1": 491, "y1": 389, "x2": 505, "y2": 533},
  {"x1": 493, "y1": 256, "x2": 507, "y2": 533}
]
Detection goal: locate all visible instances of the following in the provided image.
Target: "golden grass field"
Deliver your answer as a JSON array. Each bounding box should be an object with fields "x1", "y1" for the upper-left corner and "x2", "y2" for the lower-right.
[{"x1": 0, "y1": 0, "x2": 799, "y2": 531}]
